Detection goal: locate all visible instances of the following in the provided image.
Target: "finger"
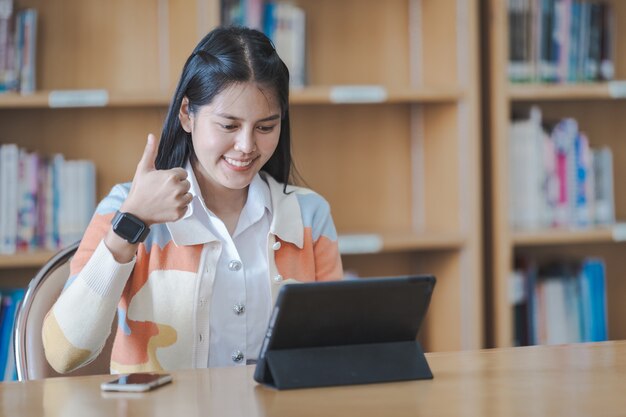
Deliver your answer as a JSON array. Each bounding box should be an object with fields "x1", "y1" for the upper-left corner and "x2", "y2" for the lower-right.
[
  {"x1": 173, "y1": 181, "x2": 191, "y2": 197},
  {"x1": 182, "y1": 192, "x2": 193, "y2": 204},
  {"x1": 169, "y1": 167, "x2": 188, "y2": 181},
  {"x1": 181, "y1": 179, "x2": 191, "y2": 193},
  {"x1": 137, "y1": 133, "x2": 160, "y2": 173}
]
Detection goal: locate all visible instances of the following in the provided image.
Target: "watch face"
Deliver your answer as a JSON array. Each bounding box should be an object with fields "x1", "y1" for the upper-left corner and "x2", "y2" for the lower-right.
[{"x1": 115, "y1": 214, "x2": 145, "y2": 241}]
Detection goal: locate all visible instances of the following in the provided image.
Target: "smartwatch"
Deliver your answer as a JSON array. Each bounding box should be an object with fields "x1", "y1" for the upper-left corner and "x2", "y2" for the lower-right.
[{"x1": 111, "y1": 211, "x2": 150, "y2": 244}]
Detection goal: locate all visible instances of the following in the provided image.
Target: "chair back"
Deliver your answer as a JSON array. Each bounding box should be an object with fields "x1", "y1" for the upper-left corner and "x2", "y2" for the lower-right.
[{"x1": 13, "y1": 241, "x2": 116, "y2": 381}]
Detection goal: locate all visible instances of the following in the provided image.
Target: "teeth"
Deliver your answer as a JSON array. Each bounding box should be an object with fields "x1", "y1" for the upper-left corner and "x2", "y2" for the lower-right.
[{"x1": 225, "y1": 157, "x2": 252, "y2": 167}]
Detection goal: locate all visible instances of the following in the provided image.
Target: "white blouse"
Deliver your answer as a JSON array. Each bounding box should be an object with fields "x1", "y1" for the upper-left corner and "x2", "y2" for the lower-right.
[{"x1": 184, "y1": 163, "x2": 272, "y2": 367}]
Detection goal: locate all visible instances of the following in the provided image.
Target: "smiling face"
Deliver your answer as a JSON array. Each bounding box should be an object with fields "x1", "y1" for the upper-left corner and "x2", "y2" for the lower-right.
[{"x1": 179, "y1": 81, "x2": 282, "y2": 196}]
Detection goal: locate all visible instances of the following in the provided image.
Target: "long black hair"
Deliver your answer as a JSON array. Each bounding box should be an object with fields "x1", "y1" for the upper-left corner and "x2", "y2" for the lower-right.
[{"x1": 155, "y1": 26, "x2": 294, "y2": 188}]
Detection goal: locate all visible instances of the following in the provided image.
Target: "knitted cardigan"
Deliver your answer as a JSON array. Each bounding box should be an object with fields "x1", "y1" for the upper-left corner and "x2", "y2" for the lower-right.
[{"x1": 42, "y1": 172, "x2": 343, "y2": 373}]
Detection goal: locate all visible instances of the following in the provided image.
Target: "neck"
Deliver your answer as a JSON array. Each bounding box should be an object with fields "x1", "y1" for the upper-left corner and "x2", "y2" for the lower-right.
[{"x1": 191, "y1": 161, "x2": 249, "y2": 233}]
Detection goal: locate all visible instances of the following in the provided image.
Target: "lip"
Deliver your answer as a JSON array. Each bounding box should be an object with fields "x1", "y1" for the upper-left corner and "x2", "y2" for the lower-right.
[{"x1": 222, "y1": 155, "x2": 258, "y2": 171}]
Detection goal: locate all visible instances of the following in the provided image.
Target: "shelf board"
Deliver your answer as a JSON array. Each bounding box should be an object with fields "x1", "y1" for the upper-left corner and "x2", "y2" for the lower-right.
[
  {"x1": 338, "y1": 231, "x2": 465, "y2": 255},
  {"x1": 0, "y1": 91, "x2": 172, "y2": 108},
  {"x1": 0, "y1": 250, "x2": 57, "y2": 269},
  {"x1": 0, "y1": 85, "x2": 464, "y2": 109},
  {"x1": 0, "y1": 232, "x2": 465, "y2": 268},
  {"x1": 290, "y1": 85, "x2": 464, "y2": 105},
  {"x1": 508, "y1": 82, "x2": 626, "y2": 101},
  {"x1": 512, "y1": 226, "x2": 626, "y2": 247}
]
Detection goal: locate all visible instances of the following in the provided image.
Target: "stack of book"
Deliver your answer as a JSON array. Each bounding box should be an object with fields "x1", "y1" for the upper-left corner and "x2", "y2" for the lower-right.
[
  {"x1": 511, "y1": 257, "x2": 608, "y2": 346},
  {"x1": 0, "y1": 0, "x2": 37, "y2": 94},
  {"x1": 221, "y1": 0, "x2": 306, "y2": 87},
  {"x1": 509, "y1": 106, "x2": 614, "y2": 230},
  {"x1": 0, "y1": 143, "x2": 96, "y2": 254},
  {"x1": 508, "y1": 0, "x2": 614, "y2": 83}
]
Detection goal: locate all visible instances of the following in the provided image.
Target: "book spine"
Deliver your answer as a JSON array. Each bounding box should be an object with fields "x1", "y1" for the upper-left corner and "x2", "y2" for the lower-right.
[
  {"x1": 18, "y1": 8, "x2": 37, "y2": 94},
  {"x1": 599, "y1": 3, "x2": 614, "y2": 81},
  {"x1": 1, "y1": 144, "x2": 18, "y2": 253},
  {"x1": 592, "y1": 147, "x2": 614, "y2": 225}
]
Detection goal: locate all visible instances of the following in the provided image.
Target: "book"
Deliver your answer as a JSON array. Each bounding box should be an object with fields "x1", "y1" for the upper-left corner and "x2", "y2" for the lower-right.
[
  {"x1": 539, "y1": 0, "x2": 557, "y2": 81},
  {"x1": 17, "y1": 8, "x2": 37, "y2": 94},
  {"x1": 584, "y1": 3, "x2": 603, "y2": 81},
  {"x1": 0, "y1": 288, "x2": 23, "y2": 380},
  {"x1": 509, "y1": 0, "x2": 531, "y2": 81},
  {"x1": 16, "y1": 149, "x2": 37, "y2": 251},
  {"x1": 579, "y1": 258, "x2": 608, "y2": 342},
  {"x1": 599, "y1": 2, "x2": 614, "y2": 81},
  {"x1": 1, "y1": 288, "x2": 24, "y2": 381},
  {"x1": 509, "y1": 106, "x2": 547, "y2": 229},
  {"x1": 0, "y1": 0, "x2": 16, "y2": 92},
  {"x1": 0, "y1": 143, "x2": 19, "y2": 254},
  {"x1": 592, "y1": 147, "x2": 614, "y2": 225},
  {"x1": 572, "y1": 131, "x2": 592, "y2": 227}
]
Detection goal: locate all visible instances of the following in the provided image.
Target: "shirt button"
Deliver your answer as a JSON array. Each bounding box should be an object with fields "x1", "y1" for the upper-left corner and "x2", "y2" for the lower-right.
[
  {"x1": 199, "y1": 333, "x2": 204, "y2": 342},
  {"x1": 232, "y1": 350, "x2": 244, "y2": 363},
  {"x1": 272, "y1": 241, "x2": 281, "y2": 250},
  {"x1": 228, "y1": 260, "x2": 242, "y2": 271},
  {"x1": 273, "y1": 274, "x2": 283, "y2": 283},
  {"x1": 233, "y1": 303, "x2": 245, "y2": 315}
]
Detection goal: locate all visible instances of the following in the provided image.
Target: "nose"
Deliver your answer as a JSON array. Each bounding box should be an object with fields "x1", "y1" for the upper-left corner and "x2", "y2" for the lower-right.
[{"x1": 234, "y1": 128, "x2": 256, "y2": 153}]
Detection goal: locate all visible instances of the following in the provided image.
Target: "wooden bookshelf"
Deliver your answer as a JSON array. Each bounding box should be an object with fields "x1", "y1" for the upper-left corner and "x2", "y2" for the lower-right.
[
  {"x1": 484, "y1": 0, "x2": 626, "y2": 347},
  {"x1": 0, "y1": 0, "x2": 483, "y2": 352}
]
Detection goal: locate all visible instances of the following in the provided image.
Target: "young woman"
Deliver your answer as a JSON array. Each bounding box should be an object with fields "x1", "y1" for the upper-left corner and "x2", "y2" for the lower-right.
[{"x1": 42, "y1": 26, "x2": 343, "y2": 373}]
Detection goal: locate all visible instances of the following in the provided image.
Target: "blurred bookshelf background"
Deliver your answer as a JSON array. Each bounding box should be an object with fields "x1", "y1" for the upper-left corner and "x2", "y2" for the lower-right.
[
  {"x1": 485, "y1": 0, "x2": 624, "y2": 349},
  {"x1": 0, "y1": 0, "x2": 625, "y2": 381}
]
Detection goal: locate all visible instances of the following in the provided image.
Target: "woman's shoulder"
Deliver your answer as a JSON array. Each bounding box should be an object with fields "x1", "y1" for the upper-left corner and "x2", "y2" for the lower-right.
[
  {"x1": 290, "y1": 186, "x2": 331, "y2": 213},
  {"x1": 262, "y1": 173, "x2": 330, "y2": 211},
  {"x1": 93, "y1": 182, "x2": 132, "y2": 216}
]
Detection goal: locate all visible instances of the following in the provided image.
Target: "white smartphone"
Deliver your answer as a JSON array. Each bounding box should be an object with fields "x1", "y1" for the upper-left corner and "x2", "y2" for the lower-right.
[{"x1": 100, "y1": 372, "x2": 173, "y2": 392}]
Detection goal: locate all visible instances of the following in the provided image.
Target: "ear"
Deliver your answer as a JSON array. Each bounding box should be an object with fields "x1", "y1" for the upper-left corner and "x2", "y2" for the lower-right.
[{"x1": 178, "y1": 96, "x2": 193, "y2": 133}]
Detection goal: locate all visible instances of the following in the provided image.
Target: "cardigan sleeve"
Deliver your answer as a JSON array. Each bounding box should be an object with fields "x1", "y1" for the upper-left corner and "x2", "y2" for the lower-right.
[{"x1": 42, "y1": 185, "x2": 136, "y2": 373}]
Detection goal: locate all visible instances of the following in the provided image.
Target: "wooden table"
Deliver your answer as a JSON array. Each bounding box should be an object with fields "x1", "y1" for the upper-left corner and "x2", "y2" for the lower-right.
[{"x1": 2, "y1": 341, "x2": 626, "y2": 416}]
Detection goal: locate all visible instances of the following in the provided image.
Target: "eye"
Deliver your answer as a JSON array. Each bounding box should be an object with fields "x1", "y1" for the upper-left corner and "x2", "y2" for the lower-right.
[
  {"x1": 257, "y1": 124, "x2": 277, "y2": 133},
  {"x1": 218, "y1": 123, "x2": 238, "y2": 131}
]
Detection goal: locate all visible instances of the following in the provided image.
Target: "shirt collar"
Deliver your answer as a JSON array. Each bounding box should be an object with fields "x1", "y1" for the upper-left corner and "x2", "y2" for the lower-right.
[
  {"x1": 260, "y1": 172, "x2": 304, "y2": 249},
  {"x1": 248, "y1": 173, "x2": 272, "y2": 216},
  {"x1": 166, "y1": 163, "x2": 305, "y2": 248},
  {"x1": 232, "y1": 173, "x2": 272, "y2": 237}
]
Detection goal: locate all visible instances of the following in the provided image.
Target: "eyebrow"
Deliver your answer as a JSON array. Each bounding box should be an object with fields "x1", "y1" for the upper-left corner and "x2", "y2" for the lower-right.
[{"x1": 216, "y1": 113, "x2": 280, "y2": 123}]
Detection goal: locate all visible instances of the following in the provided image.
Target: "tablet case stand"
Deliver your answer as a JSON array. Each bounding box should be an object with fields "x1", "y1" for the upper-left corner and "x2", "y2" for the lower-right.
[{"x1": 261, "y1": 340, "x2": 433, "y2": 390}]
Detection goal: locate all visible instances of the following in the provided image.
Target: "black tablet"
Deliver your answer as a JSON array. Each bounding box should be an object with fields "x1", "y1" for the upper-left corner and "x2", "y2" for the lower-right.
[{"x1": 254, "y1": 275, "x2": 436, "y2": 389}]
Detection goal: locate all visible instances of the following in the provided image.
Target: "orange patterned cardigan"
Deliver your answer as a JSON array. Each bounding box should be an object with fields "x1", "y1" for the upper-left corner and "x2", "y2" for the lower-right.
[{"x1": 42, "y1": 173, "x2": 342, "y2": 374}]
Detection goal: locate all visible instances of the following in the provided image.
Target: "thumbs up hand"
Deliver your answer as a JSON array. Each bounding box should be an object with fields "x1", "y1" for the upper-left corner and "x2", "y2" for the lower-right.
[{"x1": 120, "y1": 134, "x2": 192, "y2": 226}]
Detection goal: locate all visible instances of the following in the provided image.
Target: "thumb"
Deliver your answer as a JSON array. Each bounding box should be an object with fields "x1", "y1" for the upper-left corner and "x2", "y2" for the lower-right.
[{"x1": 137, "y1": 133, "x2": 159, "y2": 173}]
